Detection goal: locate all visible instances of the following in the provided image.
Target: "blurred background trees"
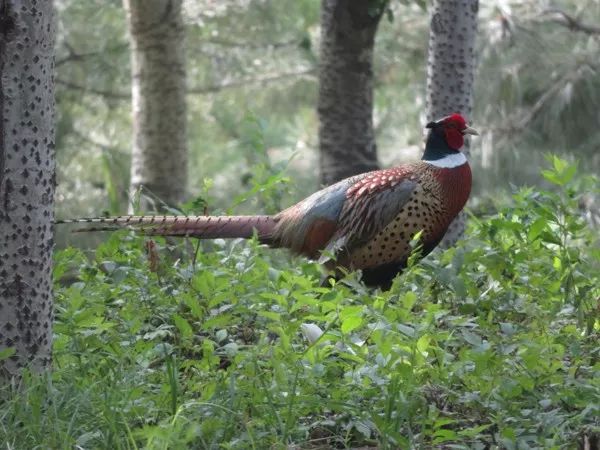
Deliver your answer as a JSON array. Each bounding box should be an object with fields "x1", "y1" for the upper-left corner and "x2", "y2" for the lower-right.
[
  {"x1": 54, "y1": 0, "x2": 600, "y2": 245},
  {"x1": 317, "y1": 0, "x2": 385, "y2": 185},
  {"x1": 123, "y1": 0, "x2": 188, "y2": 211}
]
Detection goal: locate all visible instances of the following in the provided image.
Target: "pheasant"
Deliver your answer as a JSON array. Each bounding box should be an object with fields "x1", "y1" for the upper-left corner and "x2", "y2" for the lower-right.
[{"x1": 58, "y1": 113, "x2": 478, "y2": 289}]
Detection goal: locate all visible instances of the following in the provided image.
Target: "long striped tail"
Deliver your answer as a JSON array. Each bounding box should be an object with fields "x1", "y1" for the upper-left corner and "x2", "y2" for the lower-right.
[{"x1": 55, "y1": 215, "x2": 278, "y2": 241}]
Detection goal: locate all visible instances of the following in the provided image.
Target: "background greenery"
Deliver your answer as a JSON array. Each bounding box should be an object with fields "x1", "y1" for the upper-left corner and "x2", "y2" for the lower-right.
[{"x1": 54, "y1": 0, "x2": 600, "y2": 233}]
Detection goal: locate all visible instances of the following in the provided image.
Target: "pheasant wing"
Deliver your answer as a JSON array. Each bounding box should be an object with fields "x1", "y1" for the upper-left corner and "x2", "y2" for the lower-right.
[
  {"x1": 273, "y1": 176, "x2": 359, "y2": 257},
  {"x1": 321, "y1": 165, "x2": 420, "y2": 259}
]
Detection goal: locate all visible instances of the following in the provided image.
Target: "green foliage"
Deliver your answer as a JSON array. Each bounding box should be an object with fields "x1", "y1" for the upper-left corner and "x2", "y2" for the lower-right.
[
  {"x1": 228, "y1": 112, "x2": 293, "y2": 215},
  {"x1": 3, "y1": 159, "x2": 598, "y2": 448}
]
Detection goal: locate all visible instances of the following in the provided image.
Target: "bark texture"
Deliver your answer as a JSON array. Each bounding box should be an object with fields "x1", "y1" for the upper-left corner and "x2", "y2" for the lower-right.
[
  {"x1": 124, "y1": 0, "x2": 188, "y2": 210},
  {"x1": 0, "y1": 0, "x2": 56, "y2": 376},
  {"x1": 425, "y1": 0, "x2": 478, "y2": 247},
  {"x1": 318, "y1": 0, "x2": 385, "y2": 186}
]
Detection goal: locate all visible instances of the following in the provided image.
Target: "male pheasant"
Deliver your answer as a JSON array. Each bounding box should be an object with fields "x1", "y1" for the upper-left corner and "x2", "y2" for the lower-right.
[{"x1": 59, "y1": 113, "x2": 478, "y2": 288}]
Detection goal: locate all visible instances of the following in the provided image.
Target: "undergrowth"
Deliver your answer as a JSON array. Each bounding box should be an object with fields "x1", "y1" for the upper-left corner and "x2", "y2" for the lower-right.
[{"x1": 1, "y1": 157, "x2": 599, "y2": 449}]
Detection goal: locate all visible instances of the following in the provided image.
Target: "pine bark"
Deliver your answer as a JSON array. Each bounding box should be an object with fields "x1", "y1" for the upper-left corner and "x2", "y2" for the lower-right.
[
  {"x1": 426, "y1": 0, "x2": 478, "y2": 247},
  {"x1": 318, "y1": 0, "x2": 385, "y2": 186},
  {"x1": 124, "y1": 0, "x2": 188, "y2": 210},
  {"x1": 0, "y1": 0, "x2": 56, "y2": 376}
]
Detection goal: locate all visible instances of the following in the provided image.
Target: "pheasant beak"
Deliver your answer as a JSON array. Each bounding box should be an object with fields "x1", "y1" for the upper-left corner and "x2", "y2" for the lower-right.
[{"x1": 462, "y1": 126, "x2": 479, "y2": 136}]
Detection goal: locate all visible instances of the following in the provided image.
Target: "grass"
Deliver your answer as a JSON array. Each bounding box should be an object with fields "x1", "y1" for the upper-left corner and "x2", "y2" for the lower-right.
[{"x1": 1, "y1": 157, "x2": 599, "y2": 449}]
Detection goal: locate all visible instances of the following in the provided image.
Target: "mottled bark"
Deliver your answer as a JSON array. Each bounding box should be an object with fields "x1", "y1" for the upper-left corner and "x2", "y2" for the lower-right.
[
  {"x1": 426, "y1": 0, "x2": 478, "y2": 247},
  {"x1": 318, "y1": 0, "x2": 385, "y2": 186},
  {"x1": 0, "y1": 0, "x2": 56, "y2": 377},
  {"x1": 124, "y1": 0, "x2": 188, "y2": 210}
]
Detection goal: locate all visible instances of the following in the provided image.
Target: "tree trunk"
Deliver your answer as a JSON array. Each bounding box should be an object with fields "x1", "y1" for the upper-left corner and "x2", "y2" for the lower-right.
[
  {"x1": 426, "y1": 0, "x2": 478, "y2": 247},
  {"x1": 318, "y1": 0, "x2": 385, "y2": 186},
  {"x1": 0, "y1": 0, "x2": 56, "y2": 377},
  {"x1": 124, "y1": 0, "x2": 188, "y2": 211}
]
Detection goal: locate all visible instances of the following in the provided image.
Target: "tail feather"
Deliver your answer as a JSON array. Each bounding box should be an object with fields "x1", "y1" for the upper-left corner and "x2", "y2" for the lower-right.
[{"x1": 56, "y1": 215, "x2": 278, "y2": 241}]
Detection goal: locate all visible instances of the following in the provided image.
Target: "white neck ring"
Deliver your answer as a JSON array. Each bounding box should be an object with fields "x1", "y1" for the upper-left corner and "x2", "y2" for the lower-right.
[{"x1": 426, "y1": 152, "x2": 467, "y2": 168}]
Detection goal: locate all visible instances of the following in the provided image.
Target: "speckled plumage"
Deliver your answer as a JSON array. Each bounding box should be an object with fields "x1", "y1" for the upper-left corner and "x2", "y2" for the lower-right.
[
  {"x1": 58, "y1": 114, "x2": 476, "y2": 289},
  {"x1": 338, "y1": 162, "x2": 471, "y2": 285}
]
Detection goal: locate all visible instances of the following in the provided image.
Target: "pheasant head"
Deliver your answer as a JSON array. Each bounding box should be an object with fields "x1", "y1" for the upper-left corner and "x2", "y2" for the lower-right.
[{"x1": 422, "y1": 113, "x2": 479, "y2": 164}]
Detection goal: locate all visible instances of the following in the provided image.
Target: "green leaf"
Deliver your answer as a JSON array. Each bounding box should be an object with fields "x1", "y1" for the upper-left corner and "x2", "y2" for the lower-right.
[
  {"x1": 461, "y1": 330, "x2": 482, "y2": 347},
  {"x1": 432, "y1": 428, "x2": 458, "y2": 443},
  {"x1": 416, "y1": 334, "x2": 431, "y2": 354},
  {"x1": 339, "y1": 305, "x2": 364, "y2": 320},
  {"x1": 402, "y1": 291, "x2": 417, "y2": 310},
  {"x1": 552, "y1": 155, "x2": 568, "y2": 173},
  {"x1": 458, "y1": 423, "x2": 492, "y2": 437},
  {"x1": 542, "y1": 169, "x2": 562, "y2": 185},
  {"x1": 397, "y1": 323, "x2": 415, "y2": 337},
  {"x1": 257, "y1": 310, "x2": 281, "y2": 321},
  {"x1": 181, "y1": 293, "x2": 204, "y2": 319},
  {"x1": 543, "y1": 156, "x2": 577, "y2": 186},
  {"x1": 528, "y1": 218, "x2": 547, "y2": 241},
  {"x1": 561, "y1": 163, "x2": 577, "y2": 184},
  {"x1": 173, "y1": 314, "x2": 193, "y2": 339},
  {"x1": 353, "y1": 420, "x2": 372, "y2": 438},
  {"x1": 341, "y1": 315, "x2": 363, "y2": 334}
]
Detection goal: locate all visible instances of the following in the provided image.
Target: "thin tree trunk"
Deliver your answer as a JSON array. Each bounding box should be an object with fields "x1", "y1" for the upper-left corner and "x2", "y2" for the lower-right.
[
  {"x1": 124, "y1": 0, "x2": 188, "y2": 211},
  {"x1": 318, "y1": 0, "x2": 385, "y2": 186},
  {"x1": 426, "y1": 0, "x2": 478, "y2": 247},
  {"x1": 0, "y1": 0, "x2": 56, "y2": 377}
]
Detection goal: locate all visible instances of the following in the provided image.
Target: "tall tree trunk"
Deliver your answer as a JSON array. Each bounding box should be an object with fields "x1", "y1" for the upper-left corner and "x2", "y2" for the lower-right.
[
  {"x1": 318, "y1": 0, "x2": 385, "y2": 186},
  {"x1": 426, "y1": 0, "x2": 478, "y2": 247},
  {"x1": 0, "y1": 0, "x2": 56, "y2": 377},
  {"x1": 124, "y1": 0, "x2": 188, "y2": 211}
]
